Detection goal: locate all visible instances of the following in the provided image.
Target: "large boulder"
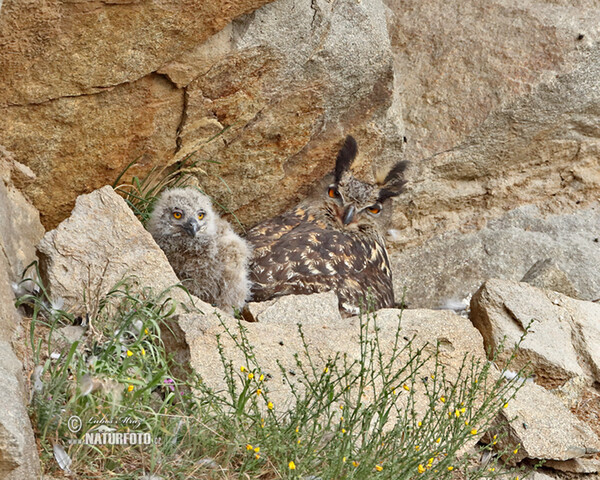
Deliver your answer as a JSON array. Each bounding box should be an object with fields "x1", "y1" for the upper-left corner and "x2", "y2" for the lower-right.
[
  {"x1": 0, "y1": 344, "x2": 41, "y2": 479},
  {"x1": 390, "y1": 203, "x2": 600, "y2": 309},
  {"x1": 470, "y1": 278, "x2": 600, "y2": 388},
  {"x1": 164, "y1": 300, "x2": 487, "y2": 413},
  {"x1": 37, "y1": 186, "x2": 210, "y2": 316},
  {"x1": 498, "y1": 382, "x2": 600, "y2": 465}
]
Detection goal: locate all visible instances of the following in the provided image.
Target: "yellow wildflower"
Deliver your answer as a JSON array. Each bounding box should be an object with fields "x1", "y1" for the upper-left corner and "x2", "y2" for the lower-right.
[
  {"x1": 254, "y1": 447, "x2": 260, "y2": 453},
  {"x1": 127, "y1": 384, "x2": 134, "y2": 392},
  {"x1": 448, "y1": 466, "x2": 454, "y2": 471},
  {"x1": 341, "y1": 428, "x2": 346, "y2": 434},
  {"x1": 259, "y1": 374, "x2": 265, "y2": 381},
  {"x1": 403, "y1": 384, "x2": 410, "y2": 391},
  {"x1": 267, "y1": 401, "x2": 274, "y2": 410},
  {"x1": 255, "y1": 453, "x2": 260, "y2": 460},
  {"x1": 418, "y1": 464, "x2": 425, "y2": 474},
  {"x1": 352, "y1": 461, "x2": 359, "y2": 468},
  {"x1": 415, "y1": 445, "x2": 420, "y2": 451},
  {"x1": 248, "y1": 372, "x2": 254, "y2": 380},
  {"x1": 440, "y1": 396, "x2": 446, "y2": 403},
  {"x1": 126, "y1": 350, "x2": 133, "y2": 357},
  {"x1": 436, "y1": 437, "x2": 441, "y2": 444},
  {"x1": 240, "y1": 366, "x2": 246, "y2": 373},
  {"x1": 140, "y1": 347, "x2": 146, "y2": 356},
  {"x1": 471, "y1": 428, "x2": 478, "y2": 435},
  {"x1": 375, "y1": 464, "x2": 383, "y2": 472},
  {"x1": 246, "y1": 444, "x2": 253, "y2": 451},
  {"x1": 256, "y1": 389, "x2": 262, "y2": 396},
  {"x1": 513, "y1": 448, "x2": 519, "y2": 454},
  {"x1": 288, "y1": 461, "x2": 296, "y2": 470}
]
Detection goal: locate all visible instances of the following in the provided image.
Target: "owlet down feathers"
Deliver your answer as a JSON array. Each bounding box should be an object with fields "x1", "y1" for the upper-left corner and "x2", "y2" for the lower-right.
[
  {"x1": 147, "y1": 188, "x2": 251, "y2": 313},
  {"x1": 246, "y1": 136, "x2": 407, "y2": 315}
]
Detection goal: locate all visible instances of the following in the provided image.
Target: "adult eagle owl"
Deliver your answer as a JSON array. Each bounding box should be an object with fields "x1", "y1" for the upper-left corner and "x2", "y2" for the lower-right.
[{"x1": 246, "y1": 136, "x2": 407, "y2": 315}]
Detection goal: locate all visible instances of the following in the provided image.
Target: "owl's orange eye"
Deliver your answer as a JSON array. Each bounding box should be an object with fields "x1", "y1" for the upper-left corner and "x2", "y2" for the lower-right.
[
  {"x1": 328, "y1": 186, "x2": 339, "y2": 198},
  {"x1": 367, "y1": 205, "x2": 381, "y2": 215},
  {"x1": 198, "y1": 213, "x2": 205, "y2": 220},
  {"x1": 173, "y1": 211, "x2": 182, "y2": 219}
]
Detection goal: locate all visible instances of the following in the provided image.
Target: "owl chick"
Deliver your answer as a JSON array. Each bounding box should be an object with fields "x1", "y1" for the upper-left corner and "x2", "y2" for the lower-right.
[
  {"x1": 146, "y1": 188, "x2": 251, "y2": 313},
  {"x1": 246, "y1": 136, "x2": 407, "y2": 315}
]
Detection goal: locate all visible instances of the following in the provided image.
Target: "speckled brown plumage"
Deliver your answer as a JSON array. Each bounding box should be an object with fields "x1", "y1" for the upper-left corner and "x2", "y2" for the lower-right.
[{"x1": 246, "y1": 136, "x2": 407, "y2": 315}]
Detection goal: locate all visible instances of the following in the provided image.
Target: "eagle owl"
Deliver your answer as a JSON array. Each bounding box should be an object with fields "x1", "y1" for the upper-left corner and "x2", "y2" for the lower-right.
[
  {"x1": 146, "y1": 188, "x2": 251, "y2": 313},
  {"x1": 246, "y1": 136, "x2": 407, "y2": 315}
]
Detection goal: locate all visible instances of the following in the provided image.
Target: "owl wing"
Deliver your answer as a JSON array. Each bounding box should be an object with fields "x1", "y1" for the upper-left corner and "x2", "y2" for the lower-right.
[{"x1": 246, "y1": 207, "x2": 395, "y2": 313}]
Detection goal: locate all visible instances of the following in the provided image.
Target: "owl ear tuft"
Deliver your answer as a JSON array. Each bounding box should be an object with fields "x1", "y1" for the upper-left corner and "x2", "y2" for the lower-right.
[
  {"x1": 377, "y1": 161, "x2": 408, "y2": 202},
  {"x1": 334, "y1": 135, "x2": 358, "y2": 183}
]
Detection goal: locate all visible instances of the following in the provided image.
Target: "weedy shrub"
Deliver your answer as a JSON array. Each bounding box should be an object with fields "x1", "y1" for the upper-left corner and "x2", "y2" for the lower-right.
[{"x1": 18, "y1": 270, "x2": 529, "y2": 479}]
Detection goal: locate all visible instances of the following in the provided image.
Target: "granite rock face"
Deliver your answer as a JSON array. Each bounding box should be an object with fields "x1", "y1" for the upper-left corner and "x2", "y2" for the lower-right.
[
  {"x1": 0, "y1": 149, "x2": 43, "y2": 479},
  {"x1": 386, "y1": 0, "x2": 600, "y2": 245},
  {"x1": 499, "y1": 382, "x2": 600, "y2": 464},
  {"x1": 0, "y1": 0, "x2": 403, "y2": 230},
  {"x1": 390, "y1": 203, "x2": 600, "y2": 309},
  {"x1": 0, "y1": 0, "x2": 273, "y2": 105}
]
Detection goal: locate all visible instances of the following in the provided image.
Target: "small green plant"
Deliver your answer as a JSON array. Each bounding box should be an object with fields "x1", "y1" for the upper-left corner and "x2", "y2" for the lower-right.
[
  {"x1": 19, "y1": 272, "x2": 529, "y2": 479},
  {"x1": 202, "y1": 313, "x2": 528, "y2": 480},
  {"x1": 112, "y1": 126, "x2": 237, "y2": 227}
]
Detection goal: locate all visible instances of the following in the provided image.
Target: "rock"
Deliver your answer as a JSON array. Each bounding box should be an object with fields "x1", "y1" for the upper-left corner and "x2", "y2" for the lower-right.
[
  {"x1": 0, "y1": 0, "x2": 404, "y2": 233},
  {"x1": 0, "y1": 151, "x2": 42, "y2": 478},
  {"x1": 386, "y1": 0, "x2": 600, "y2": 246},
  {"x1": 37, "y1": 186, "x2": 210, "y2": 316},
  {"x1": 391, "y1": 203, "x2": 600, "y2": 309},
  {"x1": 500, "y1": 382, "x2": 600, "y2": 463},
  {"x1": 243, "y1": 292, "x2": 342, "y2": 324},
  {"x1": 0, "y1": 149, "x2": 45, "y2": 282},
  {"x1": 471, "y1": 278, "x2": 600, "y2": 388},
  {"x1": 1, "y1": 75, "x2": 184, "y2": 229},
  {"x1": 552, "y1": 376, "x2": 589, "y2": 410},
  {"x1": 0, "y1": 0, "x2": 273, "y2": 106},
  {"x1": 544, "y1": 458, "x2": 600, "y2": 474},
  {"x1": 170, "y1": 0, "x2": 404, "y2": 229},
  {"x1": 0, "y1": 343, "x2": 41, "y2": 479},
  {"x1": 164, "y1": 307, "x2": 486, "y2": 413},
  {"x1": 521, "y1": 259, "x2": 579, "y2": 298}
]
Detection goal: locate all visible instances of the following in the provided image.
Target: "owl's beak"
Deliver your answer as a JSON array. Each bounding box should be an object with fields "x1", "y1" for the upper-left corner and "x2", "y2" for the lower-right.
[
  {"x1": 183, "y1": 219, "x2": 200, "y2": 237},
  {"x1": 341, "y1": 205, "x2": 356, "y2": 225}
]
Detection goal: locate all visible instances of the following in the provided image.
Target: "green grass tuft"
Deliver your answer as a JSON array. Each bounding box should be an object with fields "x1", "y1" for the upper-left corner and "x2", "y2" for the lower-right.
[{"x1": 18, "y1": 273, "x2": 530, "y2": 479}]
